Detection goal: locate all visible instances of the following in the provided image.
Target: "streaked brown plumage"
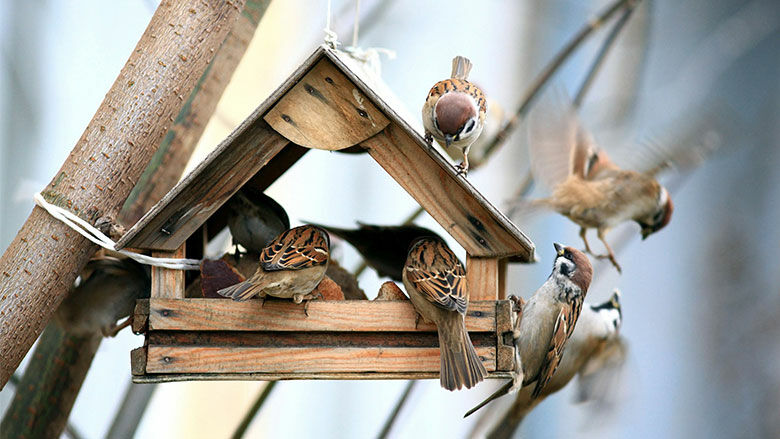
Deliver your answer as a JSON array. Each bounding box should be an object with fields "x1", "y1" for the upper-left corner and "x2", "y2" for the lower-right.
[
  {"x1": 422, "y1": 56, "x2": 487, "y2": 175},
  {"x1": 217, "y1": 225, "x2": 330, "y2": 303},
  {"x1": 465, "y1": 243, "x2": 593, "y2": 415},
  {"x1": 402, "y1": 237, "x2": 487, "y2": 391},
  {"x1": 528, "y1": 92, "x2": 673, "y2": 272}
]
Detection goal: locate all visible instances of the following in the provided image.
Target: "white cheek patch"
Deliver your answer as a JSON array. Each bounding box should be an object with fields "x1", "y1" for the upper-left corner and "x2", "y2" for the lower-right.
[{"x1": 659, "y1": 187, "x2": 669, "y2": 205}]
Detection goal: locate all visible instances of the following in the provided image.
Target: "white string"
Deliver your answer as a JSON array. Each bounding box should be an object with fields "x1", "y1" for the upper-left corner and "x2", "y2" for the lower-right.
[
  {"x1": 323, "y1": 0, "x2": 339, "y2": 48},
  {"x1": 351, "y1": 0, "x2": 360, "y2": 47},
  {"x1": 34, "y1": 193, "x2": 201, "y2": 270}
]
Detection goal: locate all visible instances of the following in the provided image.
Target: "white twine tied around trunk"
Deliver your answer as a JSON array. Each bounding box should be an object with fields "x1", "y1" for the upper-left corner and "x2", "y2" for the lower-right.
[
  {"x1": 33, "y1": 192, "x2": 201, "y2": 270},
  {"x1": 323, "y1": 0, "x2": 396, "y2": 76}
]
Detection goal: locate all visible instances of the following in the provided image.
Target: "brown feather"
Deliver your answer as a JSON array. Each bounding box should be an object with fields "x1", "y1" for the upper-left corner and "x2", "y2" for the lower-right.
[
  {"x1": 261, "y1": 225, "x2": 329, "y2": 271},
  {"x1": 404, "y1": 238, "x2": 467, "y2": 314}
]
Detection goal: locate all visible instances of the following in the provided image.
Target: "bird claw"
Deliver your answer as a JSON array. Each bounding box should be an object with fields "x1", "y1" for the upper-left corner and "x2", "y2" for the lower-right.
[
  {"x1": 424, "y1": 132, "x2": 433, "y2": 145},
  {"x1": 592, "y1": 253, "x2": 622, "y2": 273},
  {"x1": 455, "y1": 162, "x2": 469, "y2": 176}
]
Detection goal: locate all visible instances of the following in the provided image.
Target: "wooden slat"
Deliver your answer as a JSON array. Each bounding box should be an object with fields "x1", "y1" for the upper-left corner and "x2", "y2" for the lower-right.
[
  {"x1": 495, "y1": 300, "x2": 516, "y2": 372},
  {"x1": 132, "y1": 371, "x2": 513, "y2": 383},
  {"x1": 132, "y1": 300, "x2": 150, "y2": 334},
  {"x1": 147, "y1": 299, "x2": 496, "y2": 332},
  {"x1": 265, "y1": 58, "x2": 390, "y2": 150},
  {"x1": 466, "y1": 256, "x2": 499, "y2": 301},
  {"x1": 130, "y1": 347, "x2": 147, "y2": 376},
  {"x1": 117, "y1": 121, "x2": 289, "y2": 250},
  {"x1": 150, "y1": 245, "x2": 185, "y2": 298},
  {"x1": 363, "y1": 124, "x2": 533, "y2": 259},
  {"x1": 498, "y1": 258, "x2": 508, "y2": 300},
  {"x1": 145, "y1": 346, "x2": 496, "y2": 374}
]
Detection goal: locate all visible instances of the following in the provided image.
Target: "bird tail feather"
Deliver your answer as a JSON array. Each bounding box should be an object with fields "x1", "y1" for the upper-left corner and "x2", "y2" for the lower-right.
[
  {"x1": 451, "y1": 56, "x2": 473, "y2": 80},
  {"x1": 439, "y1": 317, "x2": 487, "y2": 391},
  {"x1": 217, "y1": 280, "x2": 262, "y2": 301}
]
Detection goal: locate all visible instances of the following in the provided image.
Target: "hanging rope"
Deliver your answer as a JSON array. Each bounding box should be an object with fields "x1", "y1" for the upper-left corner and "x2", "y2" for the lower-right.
[
  {"x1": 323, "y1": 0, "x2": 396, "y2": 76},
  {"x1": 33, "y1": 193, "x2": 201, "y2": 270}
]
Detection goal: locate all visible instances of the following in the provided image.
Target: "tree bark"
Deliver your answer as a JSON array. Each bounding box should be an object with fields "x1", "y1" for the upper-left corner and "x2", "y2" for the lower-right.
[
  {"x1": 0, "y1": 0, "x2": 246, "y2": 388},
  {"x1": 121, "y1": 0, "x2": 273, "y2": 225},
  {"x1": 0, "y1": 323, "x2": 100, "y2": 439}
]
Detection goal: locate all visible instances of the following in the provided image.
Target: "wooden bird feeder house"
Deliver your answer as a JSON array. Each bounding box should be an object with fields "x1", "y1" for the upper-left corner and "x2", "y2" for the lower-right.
[{"x1": 119, "y1": 45, "x2": 536, "y2": 383}]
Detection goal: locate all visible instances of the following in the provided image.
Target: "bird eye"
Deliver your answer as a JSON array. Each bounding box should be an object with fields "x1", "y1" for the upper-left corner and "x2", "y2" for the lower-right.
[
  {"x1": 463, "y1": 119, "x2": 475, "y2": 133},
  {"x1": 653, "y1": 209, "x2": 664, "y2": 223}
]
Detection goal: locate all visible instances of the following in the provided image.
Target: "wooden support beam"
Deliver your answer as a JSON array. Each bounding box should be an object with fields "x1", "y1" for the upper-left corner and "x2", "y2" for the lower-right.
[
  {"x1": 264, "y1": 58, "x2": 390, "y2": 150},
  {"x1": 0, "y1": 0, "x2": 245, "y2": 388},
  {"x1": 466, "y1": 256, "x2": 499, "y2": 301},
  {"x1": 150, "y1": 244, "x2": 185, "y2": 299},
  {"x1": 498, "y1": 258, "x2": 508, "y2": 300},
  {"x1": 146, "y1": 299, "x2": 496, "y2": 332}
]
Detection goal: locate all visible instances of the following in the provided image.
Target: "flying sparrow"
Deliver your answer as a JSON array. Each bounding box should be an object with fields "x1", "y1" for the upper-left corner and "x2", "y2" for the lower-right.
[
  {"x1": 54, "y1": 258, "x2": 150, "y2": 337},
  {"x1": 403, "y1": 237, "x2": 487, "y2": 390},
  {"x1": 422, "y1": 56, "x2": 487, "y2": 175},
  {"x1": 464, "y1": 242, "x2": 592, "y2": 415},
  {"x1": 311, "y1": 222, "x2": 438, "y2": 281},
  {"x1": 226, "y1": 188, "x2": 290, "y2": 254},
  {"x1": 525, "y1": 92, "x2": 674, "y2": 273},
  {"x1": 217, "y1": 225, "x2": 330, "y2": 304}
]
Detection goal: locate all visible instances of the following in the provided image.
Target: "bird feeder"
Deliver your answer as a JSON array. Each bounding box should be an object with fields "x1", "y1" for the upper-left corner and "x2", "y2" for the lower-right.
[{"x1": 119, "y1": 45, "x2": 536, "y2": 383}]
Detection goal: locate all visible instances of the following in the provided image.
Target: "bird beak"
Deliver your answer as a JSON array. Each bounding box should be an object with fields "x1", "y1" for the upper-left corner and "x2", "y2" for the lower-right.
[
  {"x1": 445, "y1": 134, "x2": 454, "y2": 148},
  {"x1": 641, "y1": 228, "x2": 651, "y2": 240},
  {"x1": 553, "y1": 242, "x2": 564, "y2": 256}
]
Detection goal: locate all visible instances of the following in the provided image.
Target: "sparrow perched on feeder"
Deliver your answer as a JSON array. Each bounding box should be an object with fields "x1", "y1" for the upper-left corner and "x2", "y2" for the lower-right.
[
  {"x1": 226, "y1": 188, "x2": 289, "y2": 254},
  {"x1": 55, "y1": 258, "x2": 150, "y2": 337},
  {"x1": 217, "y1": 225, "x2": 330, "y2": 304},
  {"x1": 465, "y1": 287, "x2": 620, "y2": 419},
  {"x1": 402, "y1": 237, "x2": 487, "y2": 390},
  {"x1": 422, "y1": 56, "x2": 487, "y2": 175},
  {"x1": 311, "y1": 222, "x2": 438, "y2": 281},
  {"x1": 464, "y1": 243, "x2": 592, "y2": 413},
  {"x1": 526, "y1": 93, "x2": 673, "y2": 273}
]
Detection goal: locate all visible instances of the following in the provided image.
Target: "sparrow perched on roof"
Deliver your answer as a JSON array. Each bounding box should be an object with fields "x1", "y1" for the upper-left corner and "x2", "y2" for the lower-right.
[
  {"x1": 422, "y1": 56, "x2": 487, "y2": 176},
  {"x1": 54, "y1": 258, "x2": 150, "y2": 337},
  {"x1": 226, "y1": 188, "x2": 290, "y2": 254},
  {"x1": 465, "y1": 288, "x2": 620, "y2": 421},
  {"x1": 464, "y1": 243, "x2": 592, "y2": 414},
  {"x1": 403, "y1": 237, "x2": 487, "y2": 390},
  {"x1": 311, "y1": 222, "x2": 438, "y2": 281},
  {"x1": 526, "y1": 92, "x2": 673, "y2": 273},
  {"x1": 217, "y1": 225, "x2": 330, "y2": 304}
]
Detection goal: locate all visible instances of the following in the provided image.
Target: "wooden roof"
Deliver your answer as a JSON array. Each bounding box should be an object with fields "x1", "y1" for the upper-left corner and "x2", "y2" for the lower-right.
[{"x1": 117, "y1": 45, "x2": 535, "y2": 261}]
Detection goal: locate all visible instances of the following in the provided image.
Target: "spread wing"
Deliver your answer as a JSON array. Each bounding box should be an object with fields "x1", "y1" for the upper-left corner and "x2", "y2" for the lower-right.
[
  {"x1": 404, "y1": 239, "x2": 467, "y2": 314},
  {"x1": 531, "y1": 298, "x2": 582, "y2": 398},
  {"x1": 260, "y1": 226, "x2": 329, "y2": 271}
]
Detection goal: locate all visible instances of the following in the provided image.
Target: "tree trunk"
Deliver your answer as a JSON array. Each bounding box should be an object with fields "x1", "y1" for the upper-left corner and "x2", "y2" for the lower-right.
[
  {"x1": 0, "y1": 0, "x2": 246, "y2": 388},
  {"x1": 0, "y1": 323, "x2": 100, "y2": 439}
]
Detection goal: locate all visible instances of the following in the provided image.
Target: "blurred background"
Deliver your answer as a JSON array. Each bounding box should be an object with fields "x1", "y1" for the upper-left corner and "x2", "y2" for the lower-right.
[{"x1": 1, "y1": 0, "x2": 778, "y2": 437}]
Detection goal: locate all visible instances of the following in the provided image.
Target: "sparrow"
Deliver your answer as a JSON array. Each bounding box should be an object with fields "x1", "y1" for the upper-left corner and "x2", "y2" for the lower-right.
[
  {"x1": 422, "y1": 56, "x2": 487, "y2": 175},
  {"x1": 526, "y1": 91, "x2": 674, "y2": 273},
  {"x1": 403, "y1": 237, "x2": 487, "y2": 390},
  {"x1": 226, "y1": 188, "x2": 290, "y2": 254},
  {"x1": 464, "y1": 242, "x2": 592, "y2": 416},
  {"x1": 311, "y1": 222, "x2": 438, "y2": 281},
  {"x1": 465, "y1": 288, "x2": 620, "y2": 421},
  {"x1": 217, "y1": 225, "x2": 330, "y2": 304},
  {"x1": 54, "y1": 258, "x2": 150, "y2": 337},
  {"x1": 442, "y1": 95, "x2": 504, "y2": 171}
]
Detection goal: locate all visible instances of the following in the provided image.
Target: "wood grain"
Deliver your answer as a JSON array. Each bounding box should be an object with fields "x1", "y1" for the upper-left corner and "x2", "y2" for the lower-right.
[
  {"x1": 150, "y1": 245, "x2": 185, "y2": 299},
  {"x1": 117, "y1": 120, "x2": 289, "y2": 251},
  {"x1": 132, "y1": 371, "x2": 513, "y2": 383},
  {"x1": 264, "y1": 58, "x2": 390, "y2": 150},
  {"x1": 147, "y1": 299, "x2": 497, "y2": 332},
  {"x1": 467, "y1": 256, "x2": 499, "y2": 301},
  {"x1": 145, "y1": 346, "x2": 496, "y2": 374},
  {"x1": 495, "y1": 299, "x2": 516, "y2": 372},
  {"x1": 363, "y1": 124, "x2": 533, "y2": 259},
  {"x1": 0, "y1": 1, "x2": 245, "y2": 387}
]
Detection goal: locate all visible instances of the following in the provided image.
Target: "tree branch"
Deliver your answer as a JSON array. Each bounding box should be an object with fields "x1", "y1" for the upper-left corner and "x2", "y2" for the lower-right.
[{"x1": 0, "y1": 0, "x2": 245, "y2": 388}]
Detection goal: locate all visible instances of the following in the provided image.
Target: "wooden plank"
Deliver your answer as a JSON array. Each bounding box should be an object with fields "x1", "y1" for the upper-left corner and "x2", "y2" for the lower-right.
[
  {"x1": 117, "y1": 120, "x2": 289, "y2": 251},
  {"x1": 363, "y1": 124, "x2": 534, "y2": 259},
  {"x1": 498, "y1": 258, "x2": 508, "y2": 300},
  {"x1": 145, "y1": 346, "x2": 496, "y2": 374},
  {"x1": 264, "y1": 58, "x2": 390, "y2": 150},
  {"x1": 130, "y1": 347, "x2": 147, "y2": 376},
  {"x1": 147, "y1": 299, "x2": 496, "y2": 332},
  {"x1": 495, "y1": 300, "x2": 516, "y2": 372},
  {"x1": 150, "y1": 245, "x2": 185, "y2": 299},
  {"x1": 132, "y1": 299, "x2": 150, "y2": 334},
  {"x1": 116, "y1": 47, "x2": 331, "y2": 251},
  {"x1": 132, "y1": 371, "x2": 513, "y2": 383},
  {"x1": 466, "y1": 256, "x2": 499, "y2": 301}
]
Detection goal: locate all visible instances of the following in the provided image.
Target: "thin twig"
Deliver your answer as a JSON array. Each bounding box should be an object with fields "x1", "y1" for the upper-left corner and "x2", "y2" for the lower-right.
[
  {"x1": 231, "y1": 381, "x2": 278, "y2": 439},
  {"x1": 376, "y1": 381, "x2": 418, "y2": 439}
]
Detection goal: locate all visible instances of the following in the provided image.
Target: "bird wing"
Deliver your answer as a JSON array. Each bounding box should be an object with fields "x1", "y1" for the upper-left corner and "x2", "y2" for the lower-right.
[
  {"x1": 404, "y1": 240, "x2": 468, "y2": 314},
  {"x1": 260, "y1": 226, "x2": 329, "y2": 271},
  {"x1": 531, "y1": 305, "x2": 576, "y2": 398}
]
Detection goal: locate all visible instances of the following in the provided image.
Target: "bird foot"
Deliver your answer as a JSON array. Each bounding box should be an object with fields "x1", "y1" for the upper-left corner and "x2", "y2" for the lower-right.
[
  {"x1": 299, "y1": 292, "x2": 323, "y2": 317},
  {"x1": 424, "y1": 132, "x2": 433, "y2": 145},
  {"x1": 455, "y1": 162, "x2": 469, "y2": 176},
  {"x1": 592, "y1": 253, "x2": 622, "y2": 273},
  {"x1": 102, "y1": 317, "x2": 132, "y2": 338}
]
